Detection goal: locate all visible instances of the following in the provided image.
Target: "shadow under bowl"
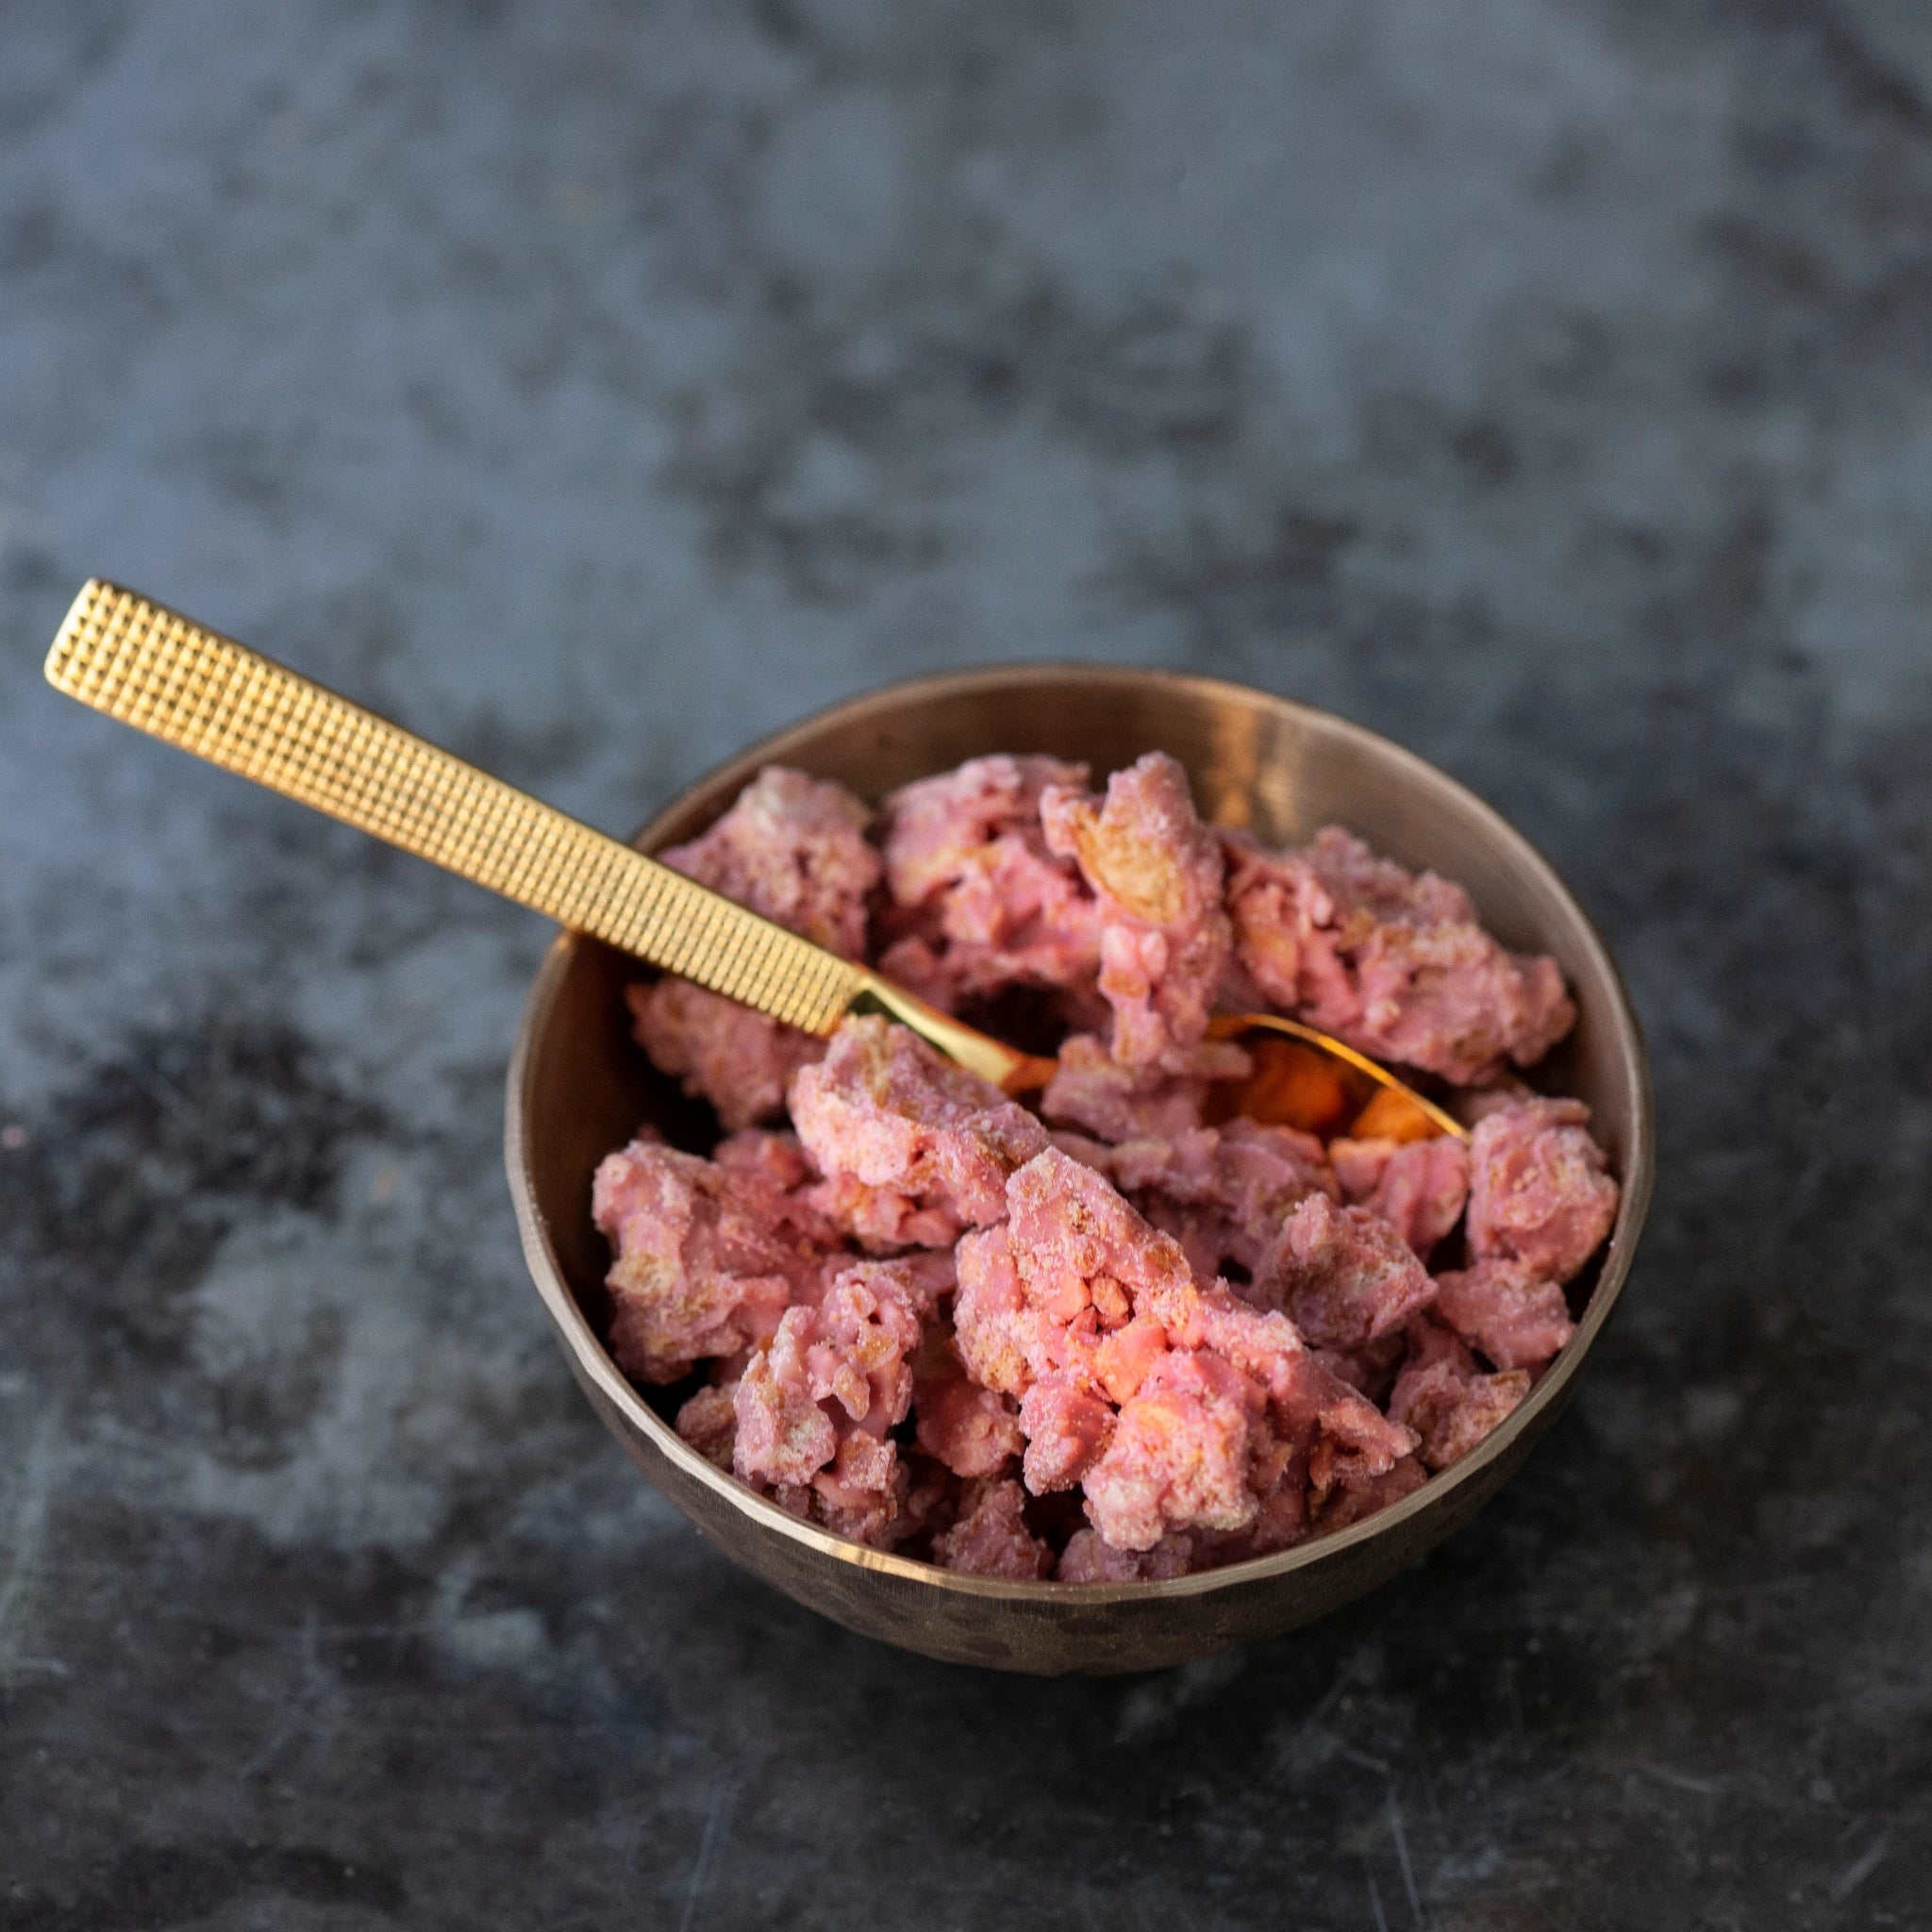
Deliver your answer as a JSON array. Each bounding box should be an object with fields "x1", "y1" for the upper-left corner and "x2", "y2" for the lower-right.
[{"x1": 506, "y1": 666, "x2": 1653, "y2": 1675}]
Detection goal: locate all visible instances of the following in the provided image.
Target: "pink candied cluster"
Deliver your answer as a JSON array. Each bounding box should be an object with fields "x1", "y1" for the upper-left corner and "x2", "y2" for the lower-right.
[
  {"x1": 595, "y1": 753, "x2": 1621, "y2": 1581},
  {"x1": 627, "y1": 766, "x2": 882, "y2": 1130},
  {"x1": 1040, "y1": 755, "x2": 1233, "y2": 1067},
  {"x1": 874, "y1": 755, "x2": 1103, "y2": 1017},
  {"x1": 1224, "y1": 826, "x2": 1574, "y2": 1085},
  {"x1": 950, "y1": 1146, "x2": 1418, "y2": 1557}
]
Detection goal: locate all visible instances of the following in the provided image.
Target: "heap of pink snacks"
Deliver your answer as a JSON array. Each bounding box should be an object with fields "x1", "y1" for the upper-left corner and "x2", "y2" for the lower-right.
[{"x1": 595, "y1": 753, "x2": 1619, "y2": 1582}]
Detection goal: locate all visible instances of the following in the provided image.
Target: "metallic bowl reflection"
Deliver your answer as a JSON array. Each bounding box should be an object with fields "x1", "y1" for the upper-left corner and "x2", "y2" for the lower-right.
[{"x1": 505, "y1": 666, "x2": 1653, "y2": 1675}]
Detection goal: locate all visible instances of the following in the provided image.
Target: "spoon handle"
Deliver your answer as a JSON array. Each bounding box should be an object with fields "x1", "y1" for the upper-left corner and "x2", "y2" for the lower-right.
[{"x1": 43, "y1": 579, "x2": 864, "y2": 1034}]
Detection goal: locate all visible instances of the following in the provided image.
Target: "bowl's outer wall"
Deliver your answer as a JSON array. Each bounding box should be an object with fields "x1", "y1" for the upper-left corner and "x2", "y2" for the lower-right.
[{"x1": 508, "y1": 668, "x2": 1653, "y2": 1674}]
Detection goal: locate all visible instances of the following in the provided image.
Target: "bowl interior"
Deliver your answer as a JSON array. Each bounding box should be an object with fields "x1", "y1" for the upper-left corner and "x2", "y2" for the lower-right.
[{"x1": 508, "y1": 665, "x2": 1652, "y2": 1671}]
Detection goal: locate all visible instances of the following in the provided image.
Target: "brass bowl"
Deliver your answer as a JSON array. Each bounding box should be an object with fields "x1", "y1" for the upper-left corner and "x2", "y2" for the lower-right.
[{"x1": 505, "y1": 667, "x2": 1654, "y2": 1675}]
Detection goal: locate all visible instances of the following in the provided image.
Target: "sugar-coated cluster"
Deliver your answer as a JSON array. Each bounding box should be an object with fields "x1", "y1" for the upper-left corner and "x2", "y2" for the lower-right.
[{"x1": 594, "y1": 753, "x2": 1619, "y2": 1582}]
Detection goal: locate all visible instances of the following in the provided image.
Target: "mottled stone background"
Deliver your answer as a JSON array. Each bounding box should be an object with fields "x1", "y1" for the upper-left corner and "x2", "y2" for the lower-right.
[{"x1": 4, "y1": 2, "x2": 1930, "y2": 1926}]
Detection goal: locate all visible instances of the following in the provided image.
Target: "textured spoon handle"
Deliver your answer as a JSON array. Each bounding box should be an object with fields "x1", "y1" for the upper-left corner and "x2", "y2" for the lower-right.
[{"x1": 43, "y1": 579, "x2": 864, "y2": 1034}]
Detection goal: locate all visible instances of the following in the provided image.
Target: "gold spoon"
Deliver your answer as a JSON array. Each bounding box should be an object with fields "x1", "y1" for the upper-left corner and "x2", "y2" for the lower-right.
[{"x1": 42, "y1": 580, "x2": 1463, "y2": 1142}]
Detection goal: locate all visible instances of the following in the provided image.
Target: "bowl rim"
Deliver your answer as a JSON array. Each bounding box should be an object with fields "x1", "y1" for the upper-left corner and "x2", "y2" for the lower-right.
[{"x1": 505, "y1": 661, "x2": 1655, "y2": 1605}]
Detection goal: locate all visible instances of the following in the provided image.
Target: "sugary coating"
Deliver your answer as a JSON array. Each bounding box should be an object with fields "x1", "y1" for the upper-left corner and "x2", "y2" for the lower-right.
[
  {"x1": 809, "y1": 1436, "x2": 907, "y2": 1548},
  {"x1": 1184, "y1": 1283, "x2": 1309, "y2": 1407},
  {"x1": 1045, "y1": 1128, "x2": 1116, "y2": 1174},
  {"x1": 1388, "y1": 1317, "x2": 1532, "y2": 1471},
  {"x1": 951, "y1": 1158, "x2": 1186, "y2": 1408},
  {"x1": 819, "y1": 1259, "x2": 943, "y2": 1426},
  {"x1": 712, "y1": 1127, "x2": 817, "y2": 1191},
  {"x1": 1018, "y1": 1374, "x2": 1118, "y2": 1492},
  {"x1": 659, "y1": 763, "x2": 880, "y2": 960},
  {"x1": 732, "y1": 1258, "x2": 935, "y2": 1545},
  {"x1": 1271, "y1": 1346, "x2": 1419, "y2": 1495},
  {"x1": 1006, "y1": 1146, "x2": 1203, "y2": 1351},
  {"x1": 1466, "y1": 1098, "x2": 1619, "y2": 1284},
  {"x1": 1256, "y1": 1192, "x2": 1438, "y2": 1351},
  {"x1": 1432, "y1": 1257, "x2": 1575, "y2": 1370},
  {"x1": 1082, "y1": 1348, "x2": 1264, "y2": 1552},
  {"x1": 1314, "y1": 1455, "x2": 1428, "y2": 1532},
  {"x1": 933, "y1": 1477, "x2": 1055, "y2": 1580},
  {"x1": 1041, "y1": 753, "x2": 1232, "y2": 1067},
  {"x1": 628, "y1": 979, "x2": 824, "y2": 1133},
  {"x1": 633, "y1": 765, "x2": 877, "y2": 1125},
  {"x1": 719, "y1": 1127, "x2": 964, "y2": 1257},
  {"x1": 591, "y1": 1139, "x2": 833, "y2": 1383},
  {"x1": 859, "y1": 1247, "x2": 958, "y2": 1316},
  {"x1": 961, "y1": 1147, "x2": 1419, "y2": 1548},
  {"x1": 912, "y1": 1328, "x2": 1024, "y2": 1477},
  {"x1": 791, "y1": 1016, "x2": 1049, "y2": 1227},
  {"x1": 1057, "y1": 1528, "x2": 1193, "y2": 1583},
  {"x1": 1114, "y1": 1117, "x2": 1338, "y2": 1280},
  {"x1": 958, "y1": 1152, "x2": 1314, "y2": 1533},
  {"x1": 1329, "y1": 1133, "x2": 1471, "y2": 1257},
  {"x1": 1112, "y1": 1117, "x2": 1334, "y2": 1211},
  {"x1": 1091, "y1": 1316, "x2": 1173, "y2": 1407},
  {"x1": 1311, "y1": 1329, "x2": 1408, "y2": 1406},
  {"x1": 876, "y1": 755, "x2": 1102, "y2": 1008},
  {"x1": 1218, "y1": 1412, "x2": 1312, "y2": 1559},
  {"x1": 1224, "y1": 826, "x2": 1574, "y2": 1084},
  {"x1": 732, "y1": 1313, "x2": 840, "y2": 1486},
  {"x1": 1137, "y1": 1198, "x2": 1240, "y2": 1296},
  {"x1": 674, "y1": 1381, "x2": 740, "y2": 1471},
  {"x1": 764, "y1": 1482, "x2": 814, "y2": 1523},
  {"x1": 1324, "y1": 836, "x2": 1574, "y2": 1080},
  {"x1": 882, "y1": 755, "x2": 1088, "y2": 904},
  {"x1": 804, "y1": 1172, "x2": 964, "y2": 1255},
  {"x1": 1182, "y1": 1406, "x2": 1337, "y2": 1568},
  {"x1": 951, "y1": 1224, "x2": 1040, "y2": 1398},
  {"x1": 1040, "y1": 1032, "x2": 1251, "y2": 1142}
]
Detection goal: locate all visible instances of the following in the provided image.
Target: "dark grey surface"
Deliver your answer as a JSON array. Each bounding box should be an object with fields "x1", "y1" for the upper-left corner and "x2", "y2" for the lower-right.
[{"x1": 3, "y1": 2, "x2": 1927, "y2": 1925}]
